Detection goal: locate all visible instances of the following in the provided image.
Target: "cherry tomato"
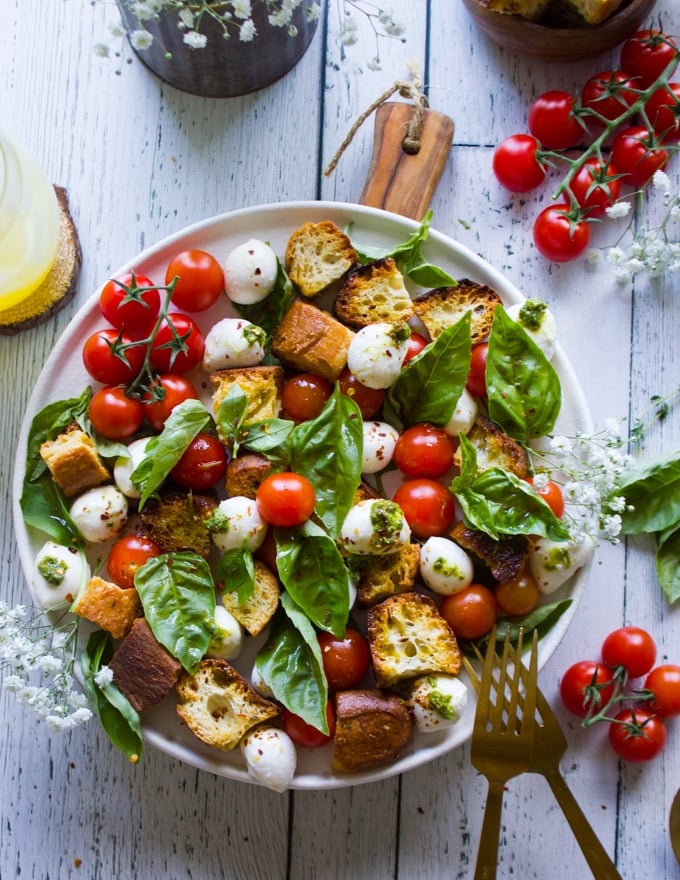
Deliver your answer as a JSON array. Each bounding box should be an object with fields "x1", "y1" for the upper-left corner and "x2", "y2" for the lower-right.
[
  {"x1": 565, "y1": 158, "x2": 622, "y2": 220},
  {"x1": 466, "y1": 343, "x2": 488, "y2": 399},
  {"x1": 89, "y1": 386, "x2": 144, "y2": 440},
  {"x1": 494, "y1": 571, "x2": 540, "y2": 617},
  {"x1": 644, "y1": 82, "x2": 680, "y2": 142},
  {"x1": 560, "y1": 660, "x2": 616, "y2": 718},
  {"x1": 440, "y1": 585, "x2": 497, "y2": 641},
  {"x1": 281, "y1": 373, "x2": 332, "y2": 422},
  {"x1": 526, "y1": 477, "x2": 565, "y2": 518},
  {"x1": 317, "y1": 628, "x2": 371, "y2": 691},
  {"x1": 393, "y1": 423, "x2": 455, "y2": 479},
  {"x1": 528, "y1": 90, "x2": 583, "y2": 149},
  {"x1": 150, "y1": 313, "x2": 205, "y2": 374},
  {"x1": 492, "y1": 134, "x2": 547, "y2": 193},
  {"x1": 338, "y1": 368, "x2": 385, "y2": 419},
  {"x1": 256, "y1": 472, "x2": 316, "y2": 528},
  {"x1": 533, "y1": 206, "x2": 591, "y2": 263},
  {"x1": 107, "y1": 534, "x2": 163, "y2": 590},
  {"x1": 608, "y1": 707, "x2": 666, "y2": 763},
  {"x1": 99, "y1": 272, "x2": 161, "y2": 337},
  {"x1": 580, "y1": 70, "x2": 638, "y2": 125},
  {"x1": 620, "y1": 29, "x2": 678, "y2": 89},
  {"x1": 392, "y1": 478, "x2": 455, "y2": 539},
  {"x1": 143, "y1": 374, "x2": 199, "y2": 431},
  {"x1": 166, "y1": 249, "x2": 225, "y2": 312},
  {"x1": 403, "y1": 331, "x2": 429, "y2": 364},
  {"x1": 611, "y1": 125, "x2": 669, "y2": 188},
  {"x1": 82, "y1": 328, "x2": 145, "y2": 385},
  {"x1": 644, "y1": 665, "x2": 680, "y2": 717},
  {"x1": 170, "y1": 433, "x2": 228, "y2": 491},
  {"x1": 601, "y1": 626, "x2": 657, "y2": 679},
  {"x1": 283, "y1": 702, "x2": 335, "y2": 748}
]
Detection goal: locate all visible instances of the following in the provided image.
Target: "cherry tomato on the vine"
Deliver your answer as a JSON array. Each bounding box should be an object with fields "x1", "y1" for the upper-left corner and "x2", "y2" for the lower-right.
[
  {"x1": 403, "y1": 331, "x2": 429, "y2": 364},
  {"x1": 143, "y1": 373, "x2": 199, "y2": 431},
  {"x1": 338, "y1": 368, "x2": 385, "y2": 419},
  {"x1": 608, "y1": 707, "x2": 666, "y2": 763},
  {"x1": 166, "y1": 249, "x2": 225, "y2": 312},
  {"x1": 283, "y1": 702, "x2": 335, "y2": 748},
  {"x1": 466, "y1": 343, "x2": 488, "y2": 399},
  {"x1": 393, "y1": 423, "x2": 455, "y2": 479},
  {"x1": 560, "y1": 660, "x2": 616, "y2": 718},
  {"x1": 281, "y1": 373, "x2": 332, "y2": 422},
  {"x1": 392, "y1": 478, "x2": 455, "y2": 539},
  {"x1": 150, "y1": 312, "x2": 205, "y2": 374},
  {"x1": 492, "y1": 134, "x2": 547, "y2": 193},
  {"x1": 494, "y1": 571, "x2": 540, "y2": 617},
  {"x1": 611, "y1": 125, "x2": 669, "y2": 187},
  {"x1": 644, "y1": 664, "x2": 680, "y2": 717},
  {"x1": 620, "y1": 29, "x2": 678, "y2": 89},
  {"x1": 580, "y1": 70, "x2": 638, "y2": 125},
  {"x1": 440, "y1": 585, "x2": 497, "y2": 641},
  {"x1": 82, "y1": 328, "x2": 145, "y2": 385},
  {"x1": 99, "y1": 272, "x2": 161, "y2": 337},
  {"x1": 644, "y1": 82, "x2": 680, "y2": 142},
  {"x1": 317, "y1": 628, "x2": 371, "y2": 691},
  {"x1": 601, "y1": 626, "x2": 657, "y2": 679},
  {"x1": 107, "y1": 534, "x2": 163, "y2": 590},
  {"x1": 170, "y1": 433, "x2": 228, "y2": 491},
  {"x1": 526, "y1": 477, "x2": 565, "y2": 518},
  {"x1": 533, "y1": 206, "x2": 591, "y2": 263},
  {"x1": 256, "y1": 472, "x2": 316, "y2": 528},
  {"x1": 565, "y1": 158, "x2": 622, "y2": 220},
  {"x1": 89, "y1": 386, "x2": 144, "y2": 441},
  {"x1": 528, "y1": 90, "x2": 583, "y2": 149}
]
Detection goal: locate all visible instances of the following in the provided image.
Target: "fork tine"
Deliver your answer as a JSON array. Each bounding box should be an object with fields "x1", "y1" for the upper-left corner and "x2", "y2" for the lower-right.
[
  {"x1": 520, "y1": 629, "x2": 539, "y2": 737},
  {"x1": 505, "y1": 628, "x2": 523, "y2": 733}
]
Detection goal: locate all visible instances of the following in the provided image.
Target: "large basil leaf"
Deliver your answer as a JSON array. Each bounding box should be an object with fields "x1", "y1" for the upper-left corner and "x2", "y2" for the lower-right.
[
  {"x1": 618, "y1": 449, "x2": 680, "y2": 535},
  {"x1": 242, "y1": 418, "x2": 295, "y2": 454},
  {"x1": 657, "y1": 527, "x2": 680, "y2": 604},
  {"x1": 255, "y1": 592, "x2": 329, "y2": 733},
  {"x1": 275, "y1": 520, "x2": 350, "y2": 637},
  {"x1": 214, "y1": 547, "x2": 256, "y2": 603},
  {"x1": 486, "y1": 307, "x2": 562, "y2": 443},
  {"x1": 387, "y1": 314, "x2": 472, "y2": 428},
  {"x1": 134, "y1": 551, "x2": 215, "y2": 673}
]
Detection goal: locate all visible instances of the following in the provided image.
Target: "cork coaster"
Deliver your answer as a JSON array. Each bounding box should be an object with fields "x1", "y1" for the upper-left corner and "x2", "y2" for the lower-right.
[{"x1": 0, "y1": 186, "x2": 82, "y2": 336}]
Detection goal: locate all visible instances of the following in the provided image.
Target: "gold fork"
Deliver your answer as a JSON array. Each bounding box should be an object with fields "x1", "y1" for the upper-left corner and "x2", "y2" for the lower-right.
[{"x1": 470, "y1": 626, "x2": 538, "y2": 880}]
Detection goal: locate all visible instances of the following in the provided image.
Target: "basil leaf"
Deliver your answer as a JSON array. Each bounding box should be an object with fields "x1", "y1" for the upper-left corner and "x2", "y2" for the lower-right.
[
  {"x1": 134, "y1": 551, "x2": 215, "y2": 673},
  {"x1": 657, "y1": 527, "x2": 680, "y2": 604},
  {"x1": 215, "y1": 384, "x2": 249, "y2": 455},
  {"x1": 462, "y1": 599, "x2": 573, "y2": 655},
  {"x1": 387, "y1": 314, "x2": 472, "y2": 428},
  {"x1": 618, "y1": 449, "x2": 680, "y2": 535},
  {"x1": 487, "y1": 307, "x2": 562, "y2": 443},
  {"x1": 255, "y1": 592, "x2": 329, "y2": 733},
  {"x1": 23, "y1": 390, "x2": 92, "y2": 481},
  {"x1": 234, "y1": 259, "x2": 295, "y2": 357},
  {"x1": 242, "y1": 418, "x2": 295, "y2": 453},
  {"x1": 215, "y1": 547, "x2": 256, "y2": 603},
  {"x1": 275, "y1": 520, "x2": 350, "y2": 637}
]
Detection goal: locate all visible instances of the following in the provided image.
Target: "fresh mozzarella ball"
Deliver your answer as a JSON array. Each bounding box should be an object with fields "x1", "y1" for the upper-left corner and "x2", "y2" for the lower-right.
[
  {"x1": 505, "y1": 300, "x2": 557, "y2": 361},
  {"x1": 529, "y1": 535, "x2": 596, "y2": 594},
  {"x1": 419, "y1": 536, "x2": 474, "y2": 595},
  {"x1": 347, "y1": 575, "x2": 358, "y2": 610},
  {"x1": 408, "y1": 675, "x2": 469, "y2": 733},
  {"x1": 202, "y1": 318, "x2": 267, "y2": 373},
  {"x1": 113, "y1": 437, "x2": 153, "y2": 499},
  {"x1": 210, "y1": 496, "x2": 267, "y2": 552},
  {"x1": 443, "y1": 388, "x2": 478, "y2": 438},
  {"x1": 362, "y1": 421, "x2": 399, "y2": 474},
  {"x1": 250, "y1": 664, "x2": 275, "y2": 699},
  {"x1": 206, "y1": 605, "x2": 244, "y2": 660},
  {"x1": 346, "y1": 323, "x2": 411, "y2": 390},
  {"x1": 240, "y1": 726, "x2": 297, "y2": 793},
  {"x1": 223, "y1": 238, "x2": 278, "y2": 305},
  {"x1": 339, "y1": 499, "x2": 411, "y2": 556},
  {"x1": 69, "y1": 485, "x2": 128, "y2": 543},
  {"x1": 31, "y1": 542, "x2": 91, "y2": 609}
]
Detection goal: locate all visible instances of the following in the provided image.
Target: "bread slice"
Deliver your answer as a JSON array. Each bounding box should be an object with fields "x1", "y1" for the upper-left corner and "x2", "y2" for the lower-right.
[
  {"x1": 333, "y1": 258, "x2": 414, "y2": 329},
  {"x1": 331, "y1": 689, "x2": 413, "y2": 773},
  {"x1": 449, "y1": 522, "x2": 529, "y2": 585},
  {"x1": 176, "y1": 659, "x2": 280, "y2": 752},
  {"x1": 477, "y1": 0, "x2": 551, "y2": 19},
  {"x1": 562, "y1": 0, "x2": 623, "y2": 23},
  {"x1": 109, "y1": 618, "x2": 182, "y2": 712},
  {"x1": 285, "y1": 220, "x2": 358, "y2": 297},
  {"x1": 138, "y1": 492, "x2": 217, "y2": 559},
  {"x1": 220, "y1": 560, "x2": 280, "y2": 636},
  {"x1": 270, "y1": 299, "x2": 354, "y2": 381},
  {"x1": 210, "y1": 366, "x2": 285, "y2": 427},
  {"x1": 367, "y1": 592, "x2": 461, "y2": 689},
  {"x1": 413, "y1": 279, "x2": 501, "y2": 345},
  {"x1": 40, "y1": 423, "x2": 110, "y2": 498},
  {"x1": 453, "y1": 415, "x2": 530, "y2": 478},
  {"x1": 357, "y1": 542, "x2": 421, "y2": 608},
  {"x1": 225, "y1": 453, "x2": 272, "y2": 499},
  {"x1": 71, "y1": 575, "x2": 142, "y2": 640}
]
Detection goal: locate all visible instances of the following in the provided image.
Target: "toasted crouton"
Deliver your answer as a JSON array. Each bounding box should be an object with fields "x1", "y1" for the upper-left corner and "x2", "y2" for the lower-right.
[
  {"x1": 220, "y1": 560, "x2": 280, "y2": 636},
  {"x1": 71, "y1": 576, "x2": 141, "y2": 640},
  {"x1": 333, "y1": 258, "x2": 414, "y2": 329},
  {"x1": 138, "y1": 492, "x2": 217, "y2": 559},
  {"x1": 210, "y1": 366, "x2": 285, "y2": 427},
  {"x1": 271, "y1": 299, "x2": 354, "y2": 381},
  {"x1": 367, "y1": 592, "x2": 461, "y2": 689},
  {"x1": 477, "y1": 0, "x2": 551, "y2": 19},
  {"x1": 413, "y1": 279, "x2": 501, "y2": 345},
  {"x1": 357, "y1": 542, "x2": 421, "y2": 607},
  {"x1": 449, "y1": 522, "x2": 529, "y2": 585},
  {"x1": 40, "y1": 424, "x2": 110, "y2": 498},
  {"x1": 332, "y1": 689, "x2": 413, "y2": 773},
  {"x1": 109, "y1": 617, "x2": 182, "y2": 712},
  {"x1": 285, "y1": 220, "x2": 359, "y2": 297},
  {"x1": 225, "y1": 453, "x2": 272, "y2": 499},
  {"x1": 454, "y1": 415, "x2": 530, "y2": 478},
  {"x1": 176, "y1": 659, "x2": 280, "y2": 752},
  {"x1": 563, "y1": 0, "x2": 622, "y2": 23}
]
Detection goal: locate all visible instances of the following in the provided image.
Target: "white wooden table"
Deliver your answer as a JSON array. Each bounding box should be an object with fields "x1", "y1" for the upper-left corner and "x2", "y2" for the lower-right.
[{"x1": 2, "y1": 2, "x2": 679, "y2": 877}]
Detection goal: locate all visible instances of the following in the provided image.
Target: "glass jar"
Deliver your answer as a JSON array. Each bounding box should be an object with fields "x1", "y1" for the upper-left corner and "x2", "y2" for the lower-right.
[{"x1": 0, "y1": 133, "x2": 61, "y2": 312}]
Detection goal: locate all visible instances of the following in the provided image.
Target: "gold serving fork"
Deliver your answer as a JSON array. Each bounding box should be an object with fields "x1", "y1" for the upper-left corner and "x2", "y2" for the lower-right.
[{"x1": 470, "y1": 627, "x2": 538, "y2": 880}]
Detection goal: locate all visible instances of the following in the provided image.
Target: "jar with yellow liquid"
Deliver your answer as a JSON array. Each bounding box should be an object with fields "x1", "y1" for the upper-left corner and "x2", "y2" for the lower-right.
[{"x1": 0, "y1": 132, "x2": 61, "y2": 312}]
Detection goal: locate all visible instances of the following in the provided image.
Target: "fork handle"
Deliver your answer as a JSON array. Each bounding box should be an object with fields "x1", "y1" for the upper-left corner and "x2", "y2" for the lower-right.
[
  {"x1": 544, "y1": 770, "x2": 623, "y2": 879},
  {"x1": 474, "y1": 779, "x2": 506, "y2": 880}
]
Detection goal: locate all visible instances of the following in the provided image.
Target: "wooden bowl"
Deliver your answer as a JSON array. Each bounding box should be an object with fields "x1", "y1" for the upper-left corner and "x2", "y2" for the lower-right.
[{"x1": 462, "y1": 0, "x2": 658, "y2": 61}]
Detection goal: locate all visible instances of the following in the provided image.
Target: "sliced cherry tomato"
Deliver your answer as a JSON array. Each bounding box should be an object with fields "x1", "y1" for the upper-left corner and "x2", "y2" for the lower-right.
[
  {"x1": 170, "y1": 433, "x2": 228, "y2": 490},
  {"x1": 466, "y1": 343, "x2": 488, "y2": 399},
  {"x1": 492, "y1": 134, "x2": 547, "y2": 193},
  {"x1": 620, "y1": 29, "x2": 678, "y2": 89},
  {"x1": 392, "y1": 478, "x2": 455, "y2": 539},
  {"x1": 560, "y1": 660, "x2": 616, "y2": 718},
  {"x1": 107, "y1": 534, "x2": 163, "y2": 590},
  {"x1": 608, "y1": 707, "x2": 666, "y2": 763},
  {"x1": 601, "y1": 626, "x2": 657, "y2": 679},
  {"x1": 143, "y1": 373, "x2": 199, "y2": 431},
  {"x1": 440, "y1": 585, "x2": 497, "y2": 641},
  {"x1": 403, "y1": 331, "x2": 429, "y2": 364},
  {"x1": 611, "y1": 125, "x2": 669, "y2": 188},
  {"x1": 338, "y1": 368, "x2": 385, "y2": 419},
  {"x1": 494, "y1": 571, "x2": 540, "y2": 617},
  {"x1": 644, "y1": 82, "x2": 680, "y2": 142},
  {"x1": 256, "y1": 472, "x2": 316, "y2": 528},
  {"x1": 528, "y1": 90, "x2": 583, "y2": 149},
  {"x1": 82, "y1": 328, "x2": 145, "y2": 385},
  {"x1": 99, "y1": 272, "x2": 161, "y2": 337},
  {"x1": 644, "y1": 665, "x2": 680, "y2": 717},
  {"x1": 580, "y1": 70, "x2": 638, "y2": 125},
  {"x1": 317, "y1": 628, "x2": 371, "y2": 691},
  {"x1": 393, "y1": 423, "x2": 455, "y2": 479},
  {"x1": 149, "y1": 312, "x2": 205, "y2": 374},
  {"x1": 526, "y1": 477, "x2": 565, "y2": 518},
  {"x1": 283, "y1": 702, "x2": 335, "y2": 748},
  {"x1": 564, "y1": 159, "x2": 621, "y2": 220},
  {"x1": 281, "y1": 373, "x2": 332, "y2": 422},
  {"x1": 533, "y1": 206, "x2": 591, "y2": 263},
  {"x1": 89, "y1": 386, "x2": 144, "y2": 440},
  {"x1": 166, "y1": 248, "x2": 225, "y2": 312}
]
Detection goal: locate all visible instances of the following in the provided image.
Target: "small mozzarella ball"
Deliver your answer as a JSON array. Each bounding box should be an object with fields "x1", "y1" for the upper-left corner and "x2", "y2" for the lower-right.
[
  {"x1": 69, "y1": 485, "x2": 128, "y2": 543},
  {"x1": 210, "y1": 496, "x2": 267, "y2": 552},
  {"x1": 206, "y1": 605, "x2": 244, "y2": 660},
  {"x1": 362, "y1": 421, "x2": 399, "y2": 474},
  {"x1": 443, "y1": 388, "x2": 478, "y2": 438},
  {"x1": 419, "y1": 536, "x2": 474, "y2": 595},
  {"x1": 347, "y1": 575, "x2": 358, "y2": 610},
  {"x1": 250, "y1": 664, "x2": 275, "y2": 699},
  {"x1": 408, "y1": 675, "x2": 469, "y2": 733},
  {"x1": 202, "y1": 318, "x2": 266, "y2": 373},
  {"x1": 505, "y1": 300, "x2": 557, "y2": 361},
  {"x1": 113, "y1": 437, "x2": 153, "y2": 499},
  {"x1": 340, "y1": 499, "x2": 411, "y2": 556},
  {"x1": 347, "y1": 323, "x2": 410, "y2": 390},
  {"x1": 240, "y1": 726, "x2": 297, "y2": 793},
  {"x1": 31, "y1": 542, "x2": 91, "y2": 609},
  {"x1": 223, "y1": 238, "x2": 278, "y2": 305},
  {"x1": 529, "y1": 535, "x2": 595, "y2": 594}
]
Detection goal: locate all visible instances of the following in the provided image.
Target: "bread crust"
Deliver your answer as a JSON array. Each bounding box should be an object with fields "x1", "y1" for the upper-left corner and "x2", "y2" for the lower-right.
[
  {"x1": 72, "y1": 575, "x2": 142, "y2": 640},
  {"x1": 449, "y1": 522, "x2": 530, "y2": 585},
  {"x1": 285, "y1": 220, "x2": 358, "y2": 297},
  {"x1": 40, "y1": 423, "x2": 110, "y2": 498},
  {"x1": 413, "y1": 279, "x2": 501, "y2": 345},
  {"x1": 210, "y1": 366, "x2": 284, "y2": 427},
  {"x1": 138, "y1": 492, "x2": 217, "y2": 559},
  {"x1": 109, "y1": 618, "x2": 182, "y2": 712},
  {"x1": 271, "y1": 299, "x2": 354, "y2": 380},
  {"x1": 220, "y1": 560, "x2": 281, "y2": 636},
  {"x1": 331, "y1": 689, "x2": 413, "y2": 773},
  {"x1": 333, "y1": 258, "x2": 414, "y2": 329},
  {"x1": 453, "y1": 414, "x2": 530, "y2": 478},
  {"x1": 357, "y1": 542, "x2": 421, "y2": 608}
]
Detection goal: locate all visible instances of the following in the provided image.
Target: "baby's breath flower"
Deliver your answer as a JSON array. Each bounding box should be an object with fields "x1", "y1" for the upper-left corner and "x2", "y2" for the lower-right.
[
  {"x1": 94, "y1": 665, "x2": 114, "y2": 688},
  {"x1": 183, "y1": 29, "x2": 208, "y2": 48},
  {"x1": 130, "y1": 29, "x2": 154, "y2": 50},
  {"x1": 605, "y1": 201, "x2": 631, "y2": 220},
  {"x1": 239, "y1": 19, "x2": 257, "y2": 40}
]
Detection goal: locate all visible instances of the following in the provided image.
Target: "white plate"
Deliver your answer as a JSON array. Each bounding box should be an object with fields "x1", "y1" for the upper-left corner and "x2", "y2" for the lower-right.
[{"x1": 12, "y1": 201, "x2": 593, "y2": 790}]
